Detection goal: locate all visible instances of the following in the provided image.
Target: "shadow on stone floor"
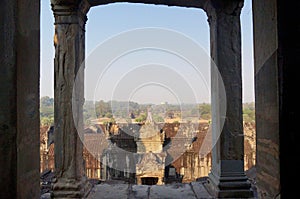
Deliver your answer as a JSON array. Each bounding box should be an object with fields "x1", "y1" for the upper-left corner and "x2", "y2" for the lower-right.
[
  {"x1": 40, "y1": 172, "x2": 257, "y2": 199},
  {"x1": 86, "y1": 180, "x2": 212, "y2": 199}
]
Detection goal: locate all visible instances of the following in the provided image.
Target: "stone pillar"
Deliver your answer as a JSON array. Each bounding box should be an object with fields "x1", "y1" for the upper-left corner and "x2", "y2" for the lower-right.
[
  {"x1": 205, "y1": 166, "x2": 208, "y2": 176},
  {"x1": 51, "y1": 0, "x2": 90, "y2": 198},
  {"x1": 208, "y1": 155, "x2": 211, "y2": 174},
  {"x1": 157, "y1": 177, "x2": 163, "y2": 185},
  {"x1": 204, "y1": 0, "x2": 253, "y2": 198},
  {"x1": 137, "y1": 177, "x2": 142, "y2": 185}
]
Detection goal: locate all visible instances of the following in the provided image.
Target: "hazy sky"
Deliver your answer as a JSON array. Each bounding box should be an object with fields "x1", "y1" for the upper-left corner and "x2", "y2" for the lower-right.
[{"x1": 41, "y1": 0, "x2": 254, "y2": 104}]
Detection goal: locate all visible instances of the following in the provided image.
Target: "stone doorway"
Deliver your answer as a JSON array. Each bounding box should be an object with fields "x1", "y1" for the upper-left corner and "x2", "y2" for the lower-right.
[
  {"x1": 141, "y1": 177, "x2": 159, "y2": 185},
  {"x1": 49, "y1": 0, "x2": 252, "y2": 197}
]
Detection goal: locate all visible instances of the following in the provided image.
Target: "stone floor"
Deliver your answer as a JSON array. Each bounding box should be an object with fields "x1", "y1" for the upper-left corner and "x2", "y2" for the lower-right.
[
  {"x1": 40, "y1": 176, "x2": 257, "y2": 199},
  {"x1": 87, "y1": 181, "x2": 213, "y2": 199}
]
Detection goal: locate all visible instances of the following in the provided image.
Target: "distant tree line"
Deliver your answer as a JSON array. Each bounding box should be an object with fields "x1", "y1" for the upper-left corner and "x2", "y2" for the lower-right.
[{"x1": 40, "y1": 96, "x2": 255, "y2": 126}]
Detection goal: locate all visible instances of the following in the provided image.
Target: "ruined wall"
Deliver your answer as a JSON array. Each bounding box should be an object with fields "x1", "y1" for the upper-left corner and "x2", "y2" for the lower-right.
[
  {"x1": 0, "y1": 0, "x2": 40, "y2": 198},
  {"x1": 253, "y1": 0, "x2": 280, "y2": 198}
]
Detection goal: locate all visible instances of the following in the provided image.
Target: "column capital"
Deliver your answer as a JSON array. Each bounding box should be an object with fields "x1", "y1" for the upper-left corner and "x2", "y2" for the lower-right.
[
  {"x1": 204, "y1": 0, "x2": 244, "y2": 24},
  {"x1": 51, "y1": 0, "x2": 90, "y2": 28}
]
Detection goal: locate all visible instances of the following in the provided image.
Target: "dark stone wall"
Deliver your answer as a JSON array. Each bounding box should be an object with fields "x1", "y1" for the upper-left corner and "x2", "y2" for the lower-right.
[
  {"x1": 277, "y1": 0, "x2": 299, "y2": 198},
  {"x1": 254, "y1": 0, "x2": 300, "y2": 198},
  {"x1": 0, "y1": 1, "x2": 18, "y2": 198},
  {"x1": 253, "y1": 0, "x2": 280, "y2": 198},
  {"x1": 0, "y1": 0, "x2": 40, "y2": 198}
]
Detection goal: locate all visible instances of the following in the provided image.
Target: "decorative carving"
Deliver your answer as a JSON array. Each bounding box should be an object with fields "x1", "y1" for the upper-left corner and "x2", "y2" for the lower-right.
[
  {"x1": 51, "y1": 0, "x2": 90, "y2": 28},
  {"x1": 136, "y1": 152, "x2": 165, "y2": 173}
]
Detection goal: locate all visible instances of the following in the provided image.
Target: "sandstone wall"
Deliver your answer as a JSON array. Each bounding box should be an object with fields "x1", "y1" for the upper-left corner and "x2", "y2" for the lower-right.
[
  {"x1": 253, "y1": 0, "x2": 280, "y2": 197},
  {"x1": 0, "y1": 0, "x2": 40, "y2": 198}
]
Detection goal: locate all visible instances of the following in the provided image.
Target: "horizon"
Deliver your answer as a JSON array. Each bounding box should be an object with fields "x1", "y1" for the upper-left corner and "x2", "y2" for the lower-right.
[{"x1": 40, "y1": 96, "x2": 255, "y2": 105}]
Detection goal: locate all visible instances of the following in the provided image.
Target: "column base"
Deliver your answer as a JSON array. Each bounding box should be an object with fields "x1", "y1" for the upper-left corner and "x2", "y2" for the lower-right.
[
  {"x1": 205, "y1": 171, "x2": 254, "y2": 198},
  {"x1": 51, "y1": 177, "x2": 92, "y2": 198}
]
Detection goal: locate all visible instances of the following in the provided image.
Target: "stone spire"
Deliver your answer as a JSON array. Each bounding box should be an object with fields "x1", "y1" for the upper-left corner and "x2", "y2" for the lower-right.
[{"x1": 146, "y1": 107, "x2": 153, "y2": 124}]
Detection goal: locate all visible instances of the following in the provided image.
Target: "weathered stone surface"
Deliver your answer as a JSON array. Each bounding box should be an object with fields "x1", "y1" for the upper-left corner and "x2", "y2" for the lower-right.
[
  {"x1": 87, "y1": 182, "x2": 214, "y2": 199},
  {"x1": 40, "y1": 193, "x2": 51, "y2": 199},
  {"x1": 51, "y1": 1, "x2": 91, "y2": 198},
  {"x1": 191, "y1": 182, "x2": 213, "y2": 199},
  {"x1": 149, "y1": 183, "x2": 196, "y2": 199},
  {"x1": 207, "y1": 0, "x2": 245, "y2": 163},
  {"x1": 131, "y1": 185, "x2": 149, "y2": 199},
  {"x1": 252, "y1": 0, "x2": 300, "y2": 197},
  {"x1": 253, "y1": 0, "x2": 280, "y2": 198},
  {"x1": 53, "y1": 22, "x2": 84, "y2": 179},
  {"x1": 40, "y1": 169, "x2": 55, "y2": 195},
  {"x1": 87, "y1": 183, "x2": 129, "y2": 199},
  {"x1": 0, "y1": 0, "x2": 40, "y2": 199},
  {"x1": 0, "y1": 2, "x2": 18, "y2": 199},
  {"x1": 87, "y1": 181, "x2": 213, "y2": 199},
  {"x1": 205, "y1": 0, "x2": 253, "y2": 197}
]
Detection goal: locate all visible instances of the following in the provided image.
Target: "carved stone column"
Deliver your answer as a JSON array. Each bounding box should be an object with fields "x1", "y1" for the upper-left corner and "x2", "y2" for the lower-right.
[
  {"x1": 137, "y1": 177, "x2": 142, "y2": 185},
  {"x1": 157, "y1": 177, "x2": 163, "y2": 185},
  {"x1": 204, "y1": 0, "x2": 253, "y2": 198},
  {"x1": 51, "y1": 0, "x2": 90, "y2": 198}
]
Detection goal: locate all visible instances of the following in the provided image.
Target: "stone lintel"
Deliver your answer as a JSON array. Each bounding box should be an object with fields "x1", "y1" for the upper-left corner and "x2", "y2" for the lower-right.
[{"x1": 88, "y1": 0, "x2": 208, "y2": 9}]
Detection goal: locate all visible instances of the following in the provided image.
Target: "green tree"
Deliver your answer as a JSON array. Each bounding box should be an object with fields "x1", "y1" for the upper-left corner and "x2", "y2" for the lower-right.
[
  {"x1": 199, "y1": 103, "x2": 211, "y2": 120},
  {"x1": 40, "y1": 116, "x2": 54, "y2": 126},
  {"x1": 95, "y1": 100, "x2": 112, "y2": 118},
  {"x1": 41, "y1": 96, "x2": 54, "y2": 107},
  {"x1": 135, "y1": 114, "x2": 147, "y2": 123},
  {"x1": 153, "y1": 115, "x2": 164, "y2": 123},
  {"x1": 40, "y1": 96, "x2": 54, "y2": 125},
  {"x1": 243, "y1": 103, "x2": 255, "y2": 123}
]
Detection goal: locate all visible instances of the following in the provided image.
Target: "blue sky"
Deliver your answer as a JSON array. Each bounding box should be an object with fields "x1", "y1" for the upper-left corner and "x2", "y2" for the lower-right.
[{"x1": 41, "y1": 0, "x2": 254, "y2": 103}]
